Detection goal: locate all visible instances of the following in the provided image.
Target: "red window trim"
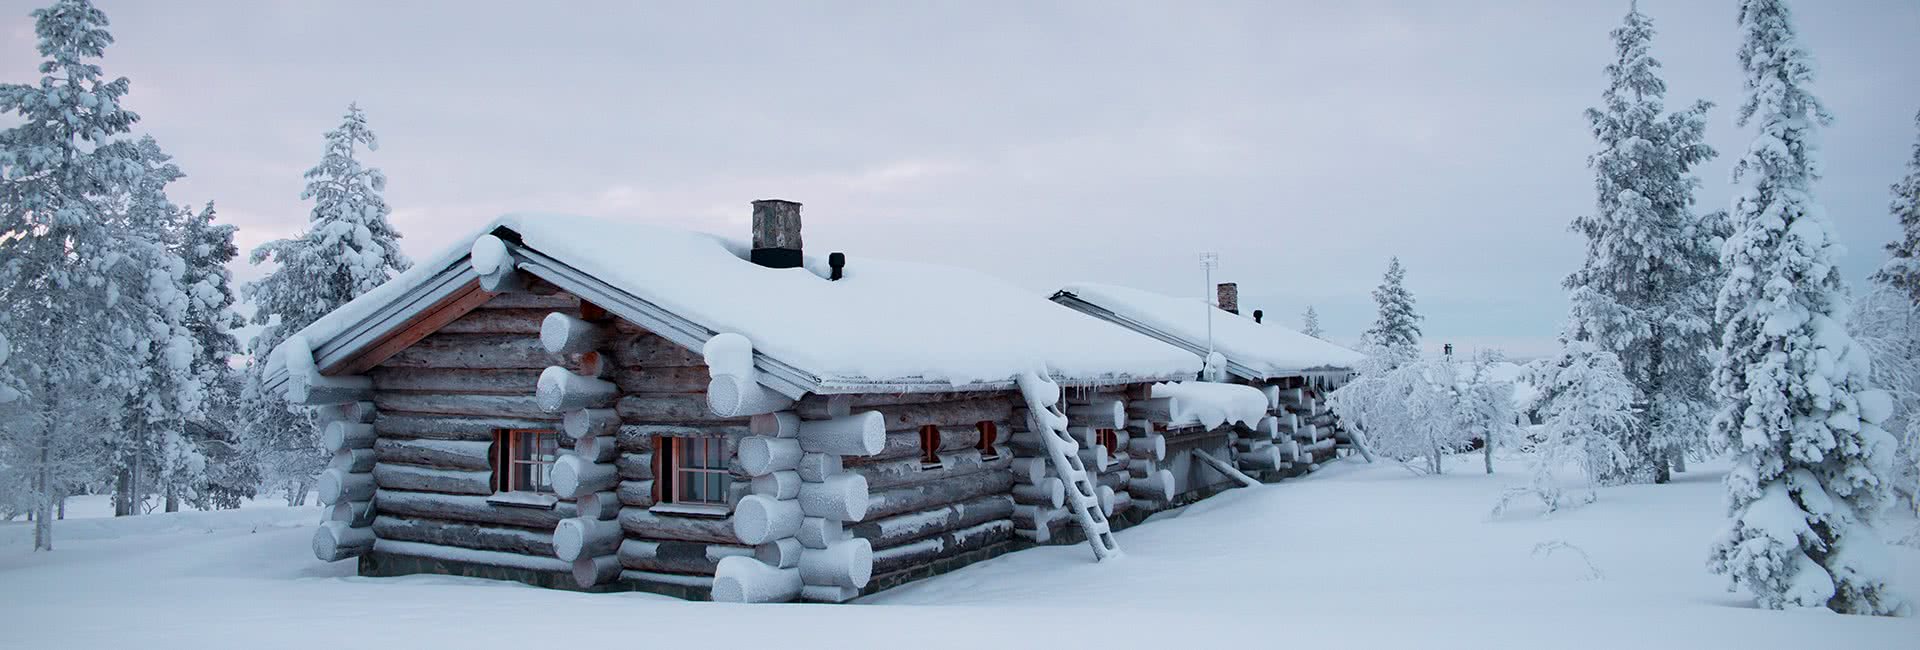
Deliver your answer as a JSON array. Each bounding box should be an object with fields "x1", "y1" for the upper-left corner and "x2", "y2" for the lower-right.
[
  {"x1": 975, "y1": 421, "x2": 999, "y2": 460},
  {"x1": 918, "y1": 425, "x2": 942, "y2": 468}
]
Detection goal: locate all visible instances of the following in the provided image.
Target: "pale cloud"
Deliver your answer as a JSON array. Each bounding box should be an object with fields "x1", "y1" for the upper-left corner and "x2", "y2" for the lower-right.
[{"x1": 2, "y1": 0, "x2": 1916, "y2": 359}]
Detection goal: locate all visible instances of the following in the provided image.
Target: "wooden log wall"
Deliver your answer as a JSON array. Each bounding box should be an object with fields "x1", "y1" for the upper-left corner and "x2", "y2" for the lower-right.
[
  {"x1": 829, "y1": 391, "x2": 1019, "y2": 590},
  {"x1": 362, "y1": 282, "x2": 752, "y2": 591}
]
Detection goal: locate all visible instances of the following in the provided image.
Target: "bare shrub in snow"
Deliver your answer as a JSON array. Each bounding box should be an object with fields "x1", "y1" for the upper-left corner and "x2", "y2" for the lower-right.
[
  {"x1": 1502, "y1": 341, "x2": 1636, "y2": 516},
  {"x1": 1330, "y1": 348, "x2": 1474, "y2": 475}
]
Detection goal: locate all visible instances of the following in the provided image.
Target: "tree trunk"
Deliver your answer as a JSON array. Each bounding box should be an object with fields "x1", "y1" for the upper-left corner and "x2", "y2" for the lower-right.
[
  {"x1": 1483, "y1": 428, "x2": 1493, "y2": 475},
  {"x1": 1670, "y1": 447, "x2": 1687, "y2": 474},
  {"x1": 164, "y1": 480, "x2": 180, "y2": 513},
  {"x1": 114, "y1": 469, "x2": 131, "y2": 517}
]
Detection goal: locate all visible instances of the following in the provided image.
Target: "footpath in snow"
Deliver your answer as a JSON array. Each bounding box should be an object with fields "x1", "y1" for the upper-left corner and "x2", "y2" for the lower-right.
[{"x1": 1, "y1": 456, "x2": 1915, "y2": 649}]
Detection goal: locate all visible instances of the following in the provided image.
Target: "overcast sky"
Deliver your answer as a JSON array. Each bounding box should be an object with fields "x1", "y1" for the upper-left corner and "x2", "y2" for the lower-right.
[{"x1": 4, "y1": 1, "x2": 1917, "y2": 358}]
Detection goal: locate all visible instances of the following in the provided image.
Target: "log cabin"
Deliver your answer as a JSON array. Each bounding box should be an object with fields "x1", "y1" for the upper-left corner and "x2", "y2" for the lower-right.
[
  {"x1": 261, "y1": 200, "x2": 1303, "y2": 603},
  {"x1": 1050, "y1": 282, "x2": 1367, "y2": 482}
]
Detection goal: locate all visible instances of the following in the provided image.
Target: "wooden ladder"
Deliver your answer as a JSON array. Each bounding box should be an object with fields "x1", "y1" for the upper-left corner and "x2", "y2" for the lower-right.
[{"x1": 1017, "y1": 372, "x2": 1120, "y2": 561}]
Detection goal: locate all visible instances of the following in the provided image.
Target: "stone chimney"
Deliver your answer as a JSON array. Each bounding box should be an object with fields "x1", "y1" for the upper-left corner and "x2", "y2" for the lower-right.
[
  {"x1": 751, "y1": 199, "x2": 803, "y2": 269},
  {"x1": 1216, "y1": 282, "x2": 1239, "y2": 315}
]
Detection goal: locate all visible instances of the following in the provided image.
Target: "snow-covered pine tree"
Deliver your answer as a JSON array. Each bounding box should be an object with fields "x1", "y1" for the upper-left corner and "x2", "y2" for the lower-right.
[
  {"x1": 178, "y1": 201, "x2": 250, "y2": 510},
  {"x1": 1872, "y1": 110, "x2": 1920, "y2": 303},
  {"x1": 1363, "y1": 258, "x2": 1422, "y2": 357},
  {"x1": 241, "y1": 103, "x2": 411, "y2": 503},
  {"x1": 0, "y1": 0, "x2": 171, "y2": 549},
  {"x1": 1708, "y1": 0, "x2": 1905, "y2": 616},
  {"x1": 1564, "y1": 4, "x2": 1720, "y2": 485},
  {"x1": 106, "y1": 135, "x2": 205, "y2": 516},
  {"x1": 1301, "y1": 305, "x2": 1324, "y2": 339}
]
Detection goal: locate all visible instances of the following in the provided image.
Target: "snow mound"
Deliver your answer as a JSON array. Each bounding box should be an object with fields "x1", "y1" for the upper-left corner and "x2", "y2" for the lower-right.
[{"x1": 1152, "y1": 381, "x2": 1268, "y2": 429}]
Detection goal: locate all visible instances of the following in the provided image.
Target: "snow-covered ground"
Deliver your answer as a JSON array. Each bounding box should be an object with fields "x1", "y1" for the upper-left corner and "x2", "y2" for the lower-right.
[{"x1": 1, "y1": 457, "x2": 1914, "y2": 649}]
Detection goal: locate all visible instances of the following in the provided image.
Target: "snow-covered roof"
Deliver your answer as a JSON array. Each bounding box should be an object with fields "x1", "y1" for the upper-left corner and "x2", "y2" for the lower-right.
[
  {"x1": 1051, "y1": 283, "x2": 1364, "y2": 381},
  {"x1": 267, "y1": 214, "x2": 1201, "y2": 396}
]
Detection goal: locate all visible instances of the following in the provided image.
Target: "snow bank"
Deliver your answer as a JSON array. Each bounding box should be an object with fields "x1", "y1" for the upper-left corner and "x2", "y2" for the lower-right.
[
  {"x1": 277, "y1": 214, "x2": 1200, "y2": 389},
  {"x1": 0, "y1": 503, "x2": 322, "y2": 547},
  {"x1": 1058, "y1": 283, "x2": 1364, "y2": 378},
  {"x1": 1151, "y1": 381, "x2": 1268, "y2": 429},
  {"x1": 2, "y1": 460, "x2": 1916, "y2": 648}
]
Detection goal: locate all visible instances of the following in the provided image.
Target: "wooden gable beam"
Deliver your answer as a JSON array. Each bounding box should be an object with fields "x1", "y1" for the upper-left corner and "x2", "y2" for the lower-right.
[{"x1": 325, "y1": 278, "x2": 499, "y2": 376}]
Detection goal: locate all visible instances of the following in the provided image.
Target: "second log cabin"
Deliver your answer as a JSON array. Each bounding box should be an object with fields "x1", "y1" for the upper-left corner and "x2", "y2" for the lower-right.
[{"x1": 1050, "y1": 281, "x2": 1367, "y2": 483}]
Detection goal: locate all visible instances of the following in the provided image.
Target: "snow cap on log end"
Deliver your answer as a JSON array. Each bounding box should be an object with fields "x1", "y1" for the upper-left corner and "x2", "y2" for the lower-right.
[
  {"x1": 470, "y1": 234, "x2": 510, "y2": 275},
  {"x1": 702, "y1": 332, "x2": 757, "y2": 377}
]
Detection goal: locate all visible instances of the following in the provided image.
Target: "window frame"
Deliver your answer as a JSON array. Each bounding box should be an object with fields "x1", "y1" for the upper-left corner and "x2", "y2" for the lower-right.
[
  {"x1": 494, "y1": 428, "x2": 561, "y2": 494},
  {"x1": 652, "y1": 435, "x2": 733, "y2": 515},
  {"x1": 1095, "y1": 428, "x2": 1121, "y2": 460}
]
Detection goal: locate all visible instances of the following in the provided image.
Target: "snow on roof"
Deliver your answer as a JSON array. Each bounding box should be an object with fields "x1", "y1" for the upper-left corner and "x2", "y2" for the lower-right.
[
  {"x1": 275, "y1": 213, "x2": 1202, "y2": 391},
  {"x1": 1055, "y1": 283, "x2": 1364, "y2": 380}
]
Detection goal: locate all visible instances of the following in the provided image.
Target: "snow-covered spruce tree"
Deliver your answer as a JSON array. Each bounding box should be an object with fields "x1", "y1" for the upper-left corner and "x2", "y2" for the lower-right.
[
  {"x1": 1872, "y1": 110, "x2": 1920, "y2": 303},
  {"x1": 178, "y1": 201, "x2": 250, "y2": 510},
  {"x1": 241, "y1": 103, "x2": 410, "y2": 504},
  {"x1": 1507, "y1": 340, "x2": 1635, "y2": 514},
  {"x1": 1458, "y1": 350, "x2": 1520, "y2": 475},
  {"x1": 0, "y1": 0, "x2": 167, "y2": 549},
  {"x1": 1363, "y1": 257, "x2": 1422, "y2": 356},
  {"x1": 105, "y1": 136, "x2": 205, "y2": 517},
  {"x1": 1707, "y1": 0, "x2": 1905, "y2": 616},
  {"x1": 1565, "y1": 4, "x2": 1720, "y2": 485},
  {"x1": 1301, "y1": 305, "x2": 1325, "y2": 339}
]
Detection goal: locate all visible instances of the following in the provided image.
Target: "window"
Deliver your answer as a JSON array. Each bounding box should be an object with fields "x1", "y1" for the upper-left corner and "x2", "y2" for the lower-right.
[
  {"x1": 919, "y1": 425, "x2": 942, "y2": 468},
  {"x1": 656, "y1": 435, "x2": 730, "y2": 508},
  {"x1": 975, "y1": 421, "x2": 999, "y2": 460},
  {"x1": 494, "y1": 429, "x2": 560, "y2": 493},
  {"x1": 1096, "y1": 428, "x2": 1121, "y2": 460}
]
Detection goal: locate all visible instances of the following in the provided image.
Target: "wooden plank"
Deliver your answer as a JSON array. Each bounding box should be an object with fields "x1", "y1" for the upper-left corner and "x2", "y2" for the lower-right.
[
  {"x1": 375, "y1": 413, "x2": 557, "y2": 441},
  {"x1": 380, "y1": 334, "x2": 557, "y2": 370},
  {"x1": 616, "y1": 394, "x2": 748, "y2": 425},
  {"x1": 374, "y1": 489, "x2": 577, "y2": 529},
  {"x1": 607, "y1": 334, "x2": 706, "y2": 368},
  {"x1": 435, "y1": 309, "x2": 550, "y2": 335},
  {"x1": 333, "y1": 281, "x2": 496, "y2": 376},
  {"x1": 849, "y1": 494, "x2": 1013, "y2": 549},
  {"x1": 375, "y1": 392, "x2": 556, "y2": 420},
  {"x1": 370, "y1": 367, "x2": 541, "y2": 395},
  {"x1": 608, "y1": 366, "x2": 711, "y2": 394},
  {"x1": 618, "y1": 507, "x2": 738, "y2": 545},
  {"x1": 373, "y1": 515, "x2": 554, "y2": 556}
]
